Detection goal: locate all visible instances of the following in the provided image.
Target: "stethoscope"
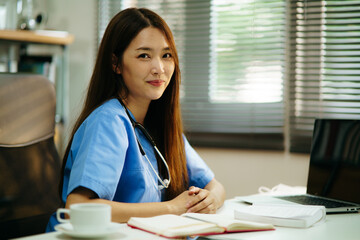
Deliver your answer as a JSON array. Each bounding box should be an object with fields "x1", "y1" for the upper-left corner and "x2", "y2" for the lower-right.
[{"x1": 117, "y1": 99, "x2": 171, "y2": 190}]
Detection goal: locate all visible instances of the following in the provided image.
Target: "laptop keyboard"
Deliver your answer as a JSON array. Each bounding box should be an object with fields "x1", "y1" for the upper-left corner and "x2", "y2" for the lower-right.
[{"x1": 275, "y1": 195, "x2": 355, "y2": 208}]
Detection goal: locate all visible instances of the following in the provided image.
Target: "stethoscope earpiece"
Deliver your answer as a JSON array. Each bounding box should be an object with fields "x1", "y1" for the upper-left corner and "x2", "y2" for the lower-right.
[{"x1": 158, "y1": 179, "x2": 170, "y2": 190}]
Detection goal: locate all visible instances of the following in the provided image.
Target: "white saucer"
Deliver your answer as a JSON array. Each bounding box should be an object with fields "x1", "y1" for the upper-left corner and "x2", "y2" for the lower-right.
[{"x1": 55, "y1": 222, "x2": 123, "y2": 238}]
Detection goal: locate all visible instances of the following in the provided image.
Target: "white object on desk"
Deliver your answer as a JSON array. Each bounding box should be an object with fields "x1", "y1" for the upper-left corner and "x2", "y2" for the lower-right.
[
  {"x1": 54, "y1": 222, "x2": 123, "y2": 238},
  {"x1": 127, "y1": 213, "x2": 274, "y2": 238},
  {"x1": 56, "y1": 203, "x2": 111, "y2": 233},
  {"x1": 235, "y1": 184, "x2": 306, "y2": 206},
  {"x1": 258, "y1": 183, "x2": 306, "y2": 196},
  {"x1": 234, "y1": 204, "x2": 326, "y2": 228}
]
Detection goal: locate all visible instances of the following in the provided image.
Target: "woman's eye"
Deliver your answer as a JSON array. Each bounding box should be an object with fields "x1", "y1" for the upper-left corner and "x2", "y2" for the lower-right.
[
  {"x1": 163, "y1": 53, "x2": 172, "y2": 58},
  {"x1": 138, "y1": 54, "x2": 150, "y2": 59}
]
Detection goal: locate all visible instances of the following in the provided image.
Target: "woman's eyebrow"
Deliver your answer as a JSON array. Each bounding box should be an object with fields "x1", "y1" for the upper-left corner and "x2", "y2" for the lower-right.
[
  {"x1": 136, "y1": 47, "x2": 151, "y2": 51},
  {"x1": 135, "y1": 47, "x2": 171, "y2": 51}
]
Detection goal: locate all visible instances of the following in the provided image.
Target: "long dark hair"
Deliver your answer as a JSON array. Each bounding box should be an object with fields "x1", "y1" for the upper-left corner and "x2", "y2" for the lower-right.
[{"x1": 59, "y1": 8, "x2": 188, "y2": 202}]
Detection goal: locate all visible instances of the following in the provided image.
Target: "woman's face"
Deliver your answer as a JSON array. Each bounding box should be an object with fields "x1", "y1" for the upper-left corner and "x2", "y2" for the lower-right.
[{"x1": 119, "y1": 27, "x2": 175, "y2": 105}]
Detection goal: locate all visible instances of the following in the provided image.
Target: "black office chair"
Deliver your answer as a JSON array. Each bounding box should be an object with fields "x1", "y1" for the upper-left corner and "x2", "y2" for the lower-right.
[{"x1": 0, "y1": 73, "x2": 62, "y2": 239}]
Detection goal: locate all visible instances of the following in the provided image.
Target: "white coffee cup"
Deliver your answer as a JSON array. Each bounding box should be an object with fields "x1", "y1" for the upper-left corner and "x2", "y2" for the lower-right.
[{"x1": 56, "y1": 203, "x2": 111, "y2": 233}]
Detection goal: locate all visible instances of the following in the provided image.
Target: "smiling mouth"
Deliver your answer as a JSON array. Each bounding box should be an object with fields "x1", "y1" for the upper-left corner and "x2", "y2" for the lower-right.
[{"x1": 147, "y1": 80, "x2": 165, "y2": 87}]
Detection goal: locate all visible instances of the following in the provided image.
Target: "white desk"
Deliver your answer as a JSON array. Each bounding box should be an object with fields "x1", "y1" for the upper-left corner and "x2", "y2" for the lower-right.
[{"x1": 14, "y1": 198, "x2": 360, "y2": 240}]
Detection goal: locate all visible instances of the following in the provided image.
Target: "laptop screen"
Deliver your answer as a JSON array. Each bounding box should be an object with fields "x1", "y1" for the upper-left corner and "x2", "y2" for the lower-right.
[{"x1": 307, "y1": 119, "x2": 360, "y2": 204}]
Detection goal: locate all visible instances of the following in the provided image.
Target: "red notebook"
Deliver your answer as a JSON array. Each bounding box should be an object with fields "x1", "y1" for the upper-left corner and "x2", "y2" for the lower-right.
[{"x1": 127, "y1": 213, "x2": 275, "y2": 239}]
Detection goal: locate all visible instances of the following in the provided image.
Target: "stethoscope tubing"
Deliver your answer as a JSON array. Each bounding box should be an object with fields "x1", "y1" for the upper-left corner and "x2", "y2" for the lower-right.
[{"x1": 117, "y1": 98, "x2": 171, "y2": 189}]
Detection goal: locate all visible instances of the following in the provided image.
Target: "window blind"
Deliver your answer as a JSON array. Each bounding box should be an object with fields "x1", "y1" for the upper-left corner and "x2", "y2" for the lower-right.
[
  {"x1": 97, "y1": 0, "x2": 286, "y2": 149},
  {"x1": 182, "y1": 0, "x2": 285, "y2": 149},
  {"x1": 288, "y1": 0, "x2": 360, "y2": 152}
]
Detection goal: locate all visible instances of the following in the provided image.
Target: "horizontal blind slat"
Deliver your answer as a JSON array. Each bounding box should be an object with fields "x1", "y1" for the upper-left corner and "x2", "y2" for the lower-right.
[{"x1": 289, "y1": 0, "x2": 360, "y2": 152}]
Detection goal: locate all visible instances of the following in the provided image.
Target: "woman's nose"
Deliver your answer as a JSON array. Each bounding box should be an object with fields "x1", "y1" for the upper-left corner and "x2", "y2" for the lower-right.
[{"x1": 151, "y1": 58, "x2": 165, "y2": 75}]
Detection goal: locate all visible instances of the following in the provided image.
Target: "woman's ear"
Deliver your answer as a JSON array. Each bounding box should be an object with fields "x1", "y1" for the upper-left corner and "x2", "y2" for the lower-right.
[{"x1": 112, "y1": 54, "x2": 121, "y2": 74}]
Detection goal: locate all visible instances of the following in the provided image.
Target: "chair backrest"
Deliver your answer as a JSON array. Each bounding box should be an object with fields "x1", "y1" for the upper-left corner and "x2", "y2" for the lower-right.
[{"x1": 0, "y1": 73, "x2": 61, "y2": 239}]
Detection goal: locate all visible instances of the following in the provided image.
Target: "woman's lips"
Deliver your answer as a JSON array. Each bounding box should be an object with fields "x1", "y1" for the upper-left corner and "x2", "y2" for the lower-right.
[{"x1": 147, "y1": 80, "x2": 165, "y2": 87}]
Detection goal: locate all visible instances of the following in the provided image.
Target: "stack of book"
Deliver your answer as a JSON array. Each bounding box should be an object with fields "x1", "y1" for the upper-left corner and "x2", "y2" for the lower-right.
[{"x1": 234, "y1": 204, "x2": 326, "y2": 228}]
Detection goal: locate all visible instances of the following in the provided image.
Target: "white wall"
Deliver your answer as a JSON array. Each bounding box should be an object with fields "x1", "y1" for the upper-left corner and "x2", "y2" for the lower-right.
[
  {"x1": 195, "y1": 148, "x2": 309, "y2": 198},
  {"x1": 45, "y1": 0, "x2": 97, "y2": 143},
  {"x1": 45, "y1": 1, "x2": 310, "y2": 198}
]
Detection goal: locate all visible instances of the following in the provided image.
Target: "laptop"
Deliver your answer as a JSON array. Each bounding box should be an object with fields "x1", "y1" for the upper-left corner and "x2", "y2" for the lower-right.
[{"x1": 238, "y1": 119, "x2": 360, "y2": 213}]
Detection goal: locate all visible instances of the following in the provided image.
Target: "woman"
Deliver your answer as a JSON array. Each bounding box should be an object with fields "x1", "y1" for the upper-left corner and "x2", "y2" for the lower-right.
[{"x1": 46, "y1": 7, "x2": 225, "y2": 231}]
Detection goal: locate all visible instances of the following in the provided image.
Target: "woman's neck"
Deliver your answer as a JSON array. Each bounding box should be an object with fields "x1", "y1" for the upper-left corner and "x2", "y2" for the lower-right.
[{"x1": 123, "y1": 98, "x2": 150, "y2": 124}]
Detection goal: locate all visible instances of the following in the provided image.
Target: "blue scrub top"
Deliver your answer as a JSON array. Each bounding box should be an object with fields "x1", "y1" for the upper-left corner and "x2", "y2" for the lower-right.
[{"x1": 46, "y1": 98, "x2": 214, "y2": 232}]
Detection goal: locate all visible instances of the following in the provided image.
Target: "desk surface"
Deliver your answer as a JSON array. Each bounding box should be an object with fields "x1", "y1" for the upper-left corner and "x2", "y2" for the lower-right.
[
  {"x1": 14, "y1": 198, "x2": 360, "y2": 240},
  {"x1": 0, "y1": 29, "x2": 74, "y2": 45}
]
